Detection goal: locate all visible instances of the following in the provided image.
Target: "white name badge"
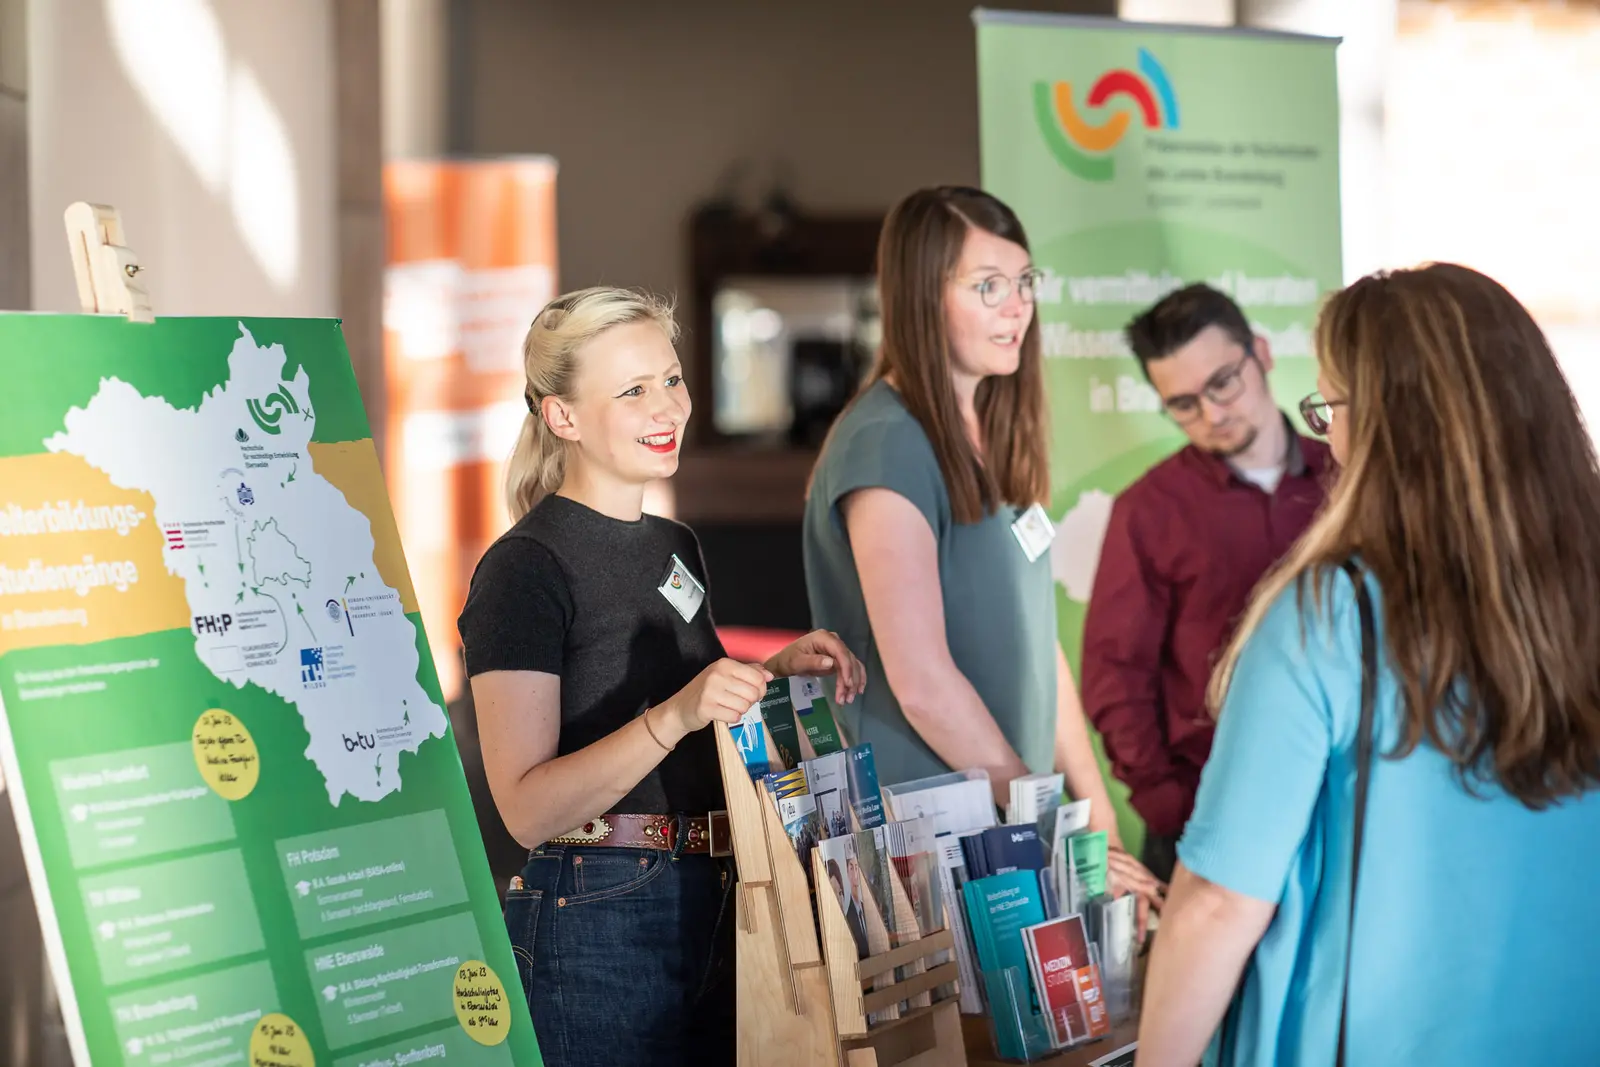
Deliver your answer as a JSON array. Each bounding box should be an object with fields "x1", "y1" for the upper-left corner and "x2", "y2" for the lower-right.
[
  {"x1": 658, "y1": 553, "x2": 707, "y2": 623},
  {"x1": 1011, "y1": 503, "x2": 1057, "y2": 563}
]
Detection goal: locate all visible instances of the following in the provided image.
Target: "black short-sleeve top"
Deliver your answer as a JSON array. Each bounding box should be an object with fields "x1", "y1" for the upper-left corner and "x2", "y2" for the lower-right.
[{"x1": 458, "y1": 494, "x2": 727, "y2": 814}]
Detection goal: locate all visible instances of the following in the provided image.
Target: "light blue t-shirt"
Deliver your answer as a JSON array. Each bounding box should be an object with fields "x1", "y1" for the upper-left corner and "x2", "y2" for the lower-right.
[{"x1": 1179, "y1": 567, "x2": 1600, "y2": 1066}]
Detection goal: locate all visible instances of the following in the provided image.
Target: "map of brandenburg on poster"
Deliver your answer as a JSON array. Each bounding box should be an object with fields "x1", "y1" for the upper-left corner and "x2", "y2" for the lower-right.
[
  {"x1": 0, "y1": 315, "x2": 540, "y2": 1066},
  {"x1": 42, "y1": 324, "x2": 447, "y2": 803}
]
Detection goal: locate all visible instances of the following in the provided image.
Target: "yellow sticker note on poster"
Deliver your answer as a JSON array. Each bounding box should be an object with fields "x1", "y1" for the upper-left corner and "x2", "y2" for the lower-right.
[
  {"x1": 249, "y1": 1013, "x2": 313, "y2": 1067},
  {"x1": 193, "y1": 709, "x2": 260, "y2": 800},
  {"x1": 454, "y1": 960, "x2": 511, "y2": 1046}
]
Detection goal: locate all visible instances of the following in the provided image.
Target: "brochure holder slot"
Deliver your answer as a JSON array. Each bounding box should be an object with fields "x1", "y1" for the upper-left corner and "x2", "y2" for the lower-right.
[
  {"x1": 980, "y1": 965, "x2": 1057, "y2": 1064},
  {"x1": 971, "y1": 956, "x2": 1122, "y2": 1065}
]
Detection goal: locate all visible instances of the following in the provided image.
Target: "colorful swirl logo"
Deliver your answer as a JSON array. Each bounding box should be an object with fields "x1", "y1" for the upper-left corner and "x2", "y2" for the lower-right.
[{"x1": 1034, "y1": 47, "x2": 1179, "y2": 182}]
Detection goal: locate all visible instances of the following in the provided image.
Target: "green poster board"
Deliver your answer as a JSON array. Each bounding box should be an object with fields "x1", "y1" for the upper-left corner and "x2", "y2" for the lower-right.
[
  {"x1": 0, "y1": 315, "x2": 541, "y2": 1066},
  {"x1": 976, "y1": 12, "x2": 1342, "y2": 850}
]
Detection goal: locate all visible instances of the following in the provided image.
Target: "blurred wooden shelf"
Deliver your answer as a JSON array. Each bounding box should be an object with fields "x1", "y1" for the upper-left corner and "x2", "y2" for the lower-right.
[{"x1": 672, "y1": 446, "x2": 818, "y2": 524}]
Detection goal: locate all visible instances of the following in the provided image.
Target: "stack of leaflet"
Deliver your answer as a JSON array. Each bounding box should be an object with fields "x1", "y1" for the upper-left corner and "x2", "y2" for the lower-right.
[
  {"x1": 768, "y1": 766, "x2": 819, "y2": 873},
  {"x1": 885, "y1": 817, "x2": 954, "y2": 1005},
  {"x1": 1007, "y1": 771, "x2": 1065, "y2": 836},
  {"x1": 807, "y1": 748, "x2": 947, "y2": 1024},
  {"x1": 1051, "y1": 798, "x2": 1117, "y2": 924},
  {"x1": 960, "y1": 823, "x2": 1045, "y2": 880},
  {"x1": 730, "y1": 675, "x2": 852, "y2": 867},
  {"x1": 963, "y1": 868, "x2": 1052, "y2": 1057},
  {"x1": 883, "y1": 768, "x2": 995, "y2": 836},
  {"x1": 731, "y1": 677, "x2": 950, "y2": 1028},
  {"x1": 730, "y1": 674, "x2": 843, "y2": 778},
  {"x1": 1023, "y1": 913, "x2": 1113, "y2": 1046},
  {"x1": 883, "y1": 769, "x2": 997, "y2": 1015}
]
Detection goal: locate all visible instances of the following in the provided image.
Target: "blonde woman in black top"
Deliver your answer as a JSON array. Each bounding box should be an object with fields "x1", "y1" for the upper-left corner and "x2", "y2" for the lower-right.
[{"x1": 458, "y1": 287, "x2": 864, "y2": 1067}]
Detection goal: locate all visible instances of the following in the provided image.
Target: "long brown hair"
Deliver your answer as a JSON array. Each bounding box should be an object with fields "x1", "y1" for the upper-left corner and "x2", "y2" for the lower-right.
[
  {"x1": 839, "y1": 186, "x2": 1049, "y2": 523},
  {"x1": 1211, "y1": 263, "x2": 1600, "y2": 809}
]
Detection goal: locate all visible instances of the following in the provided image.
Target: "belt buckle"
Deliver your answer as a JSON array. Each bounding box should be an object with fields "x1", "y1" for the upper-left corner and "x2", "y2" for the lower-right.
[
  {"x1": 707, "y1": 810, "x2": 732, "y2": 858},
  {"x1": 549, "y1": 816, "x2": 613, "y2": 845}
]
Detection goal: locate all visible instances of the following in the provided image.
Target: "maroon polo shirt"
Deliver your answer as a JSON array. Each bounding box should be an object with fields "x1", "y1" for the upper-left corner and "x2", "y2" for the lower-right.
[{"x1": 1081, "y1": 423, "x2": 1330, "y2": 839}]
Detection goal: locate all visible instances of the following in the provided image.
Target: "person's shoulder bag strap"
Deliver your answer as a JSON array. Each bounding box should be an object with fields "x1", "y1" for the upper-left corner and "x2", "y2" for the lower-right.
[{"x1": 1337, "y1": 558, "x2": 1379, "y2": 1067}]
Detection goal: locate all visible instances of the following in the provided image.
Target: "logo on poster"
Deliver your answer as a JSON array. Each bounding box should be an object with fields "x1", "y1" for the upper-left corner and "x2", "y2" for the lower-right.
[
  {"x1": 246, "y1": 385, "x2": 301, "y2": 435},
  {"x1": 194, "y1": 613, "x2": 233, "y2": 636},
  {"x1": 300, "y1": 646, "x2": 325, "y2": 685},
  {"x1": 1034, "y1": 47, "x2": 1179, "y2": 182},
  {"x1": 342, "y1": 731, "x2": 375, "y2": 752}
]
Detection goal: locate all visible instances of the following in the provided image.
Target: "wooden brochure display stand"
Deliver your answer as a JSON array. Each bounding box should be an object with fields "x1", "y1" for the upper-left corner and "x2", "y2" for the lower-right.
[{"x1": 714, "y1": 723, "x2": 967, "y2": 1067}]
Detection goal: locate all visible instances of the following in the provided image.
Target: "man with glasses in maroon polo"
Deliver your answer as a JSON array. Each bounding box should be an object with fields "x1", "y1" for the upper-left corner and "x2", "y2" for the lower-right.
[{"x1": 1082, "y1": 283, "x2": 1330, "y2": 885}]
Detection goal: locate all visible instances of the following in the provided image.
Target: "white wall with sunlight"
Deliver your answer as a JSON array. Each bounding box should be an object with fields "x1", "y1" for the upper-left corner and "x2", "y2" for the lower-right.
[
  {"x1": 1386, "y1": 2, "x2": 1600, "y2": 428},
  {"x1": 28, "y1": 0, "x2": 336, "y2": 316}
]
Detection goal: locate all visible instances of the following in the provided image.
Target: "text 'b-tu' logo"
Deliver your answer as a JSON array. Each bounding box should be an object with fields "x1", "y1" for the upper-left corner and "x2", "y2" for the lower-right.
[
  {"x1": 247, "y1": 385, "x2": 300, "y2": 435},
  {"x1": 1034, "y1": 47, "x2": 1179, "y2": 182}
]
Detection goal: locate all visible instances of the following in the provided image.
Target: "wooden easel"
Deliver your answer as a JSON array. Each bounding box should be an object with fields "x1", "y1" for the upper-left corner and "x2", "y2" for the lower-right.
[
  {"x1": 64, "y1": 202, "x2": 154, "y2": 321},
  {"x1": 5, "y1": 202, "x2": 154, "y2": 1067},
  {"x1": 713, "y1": 722, "x2": 966, "y2": 1067}
]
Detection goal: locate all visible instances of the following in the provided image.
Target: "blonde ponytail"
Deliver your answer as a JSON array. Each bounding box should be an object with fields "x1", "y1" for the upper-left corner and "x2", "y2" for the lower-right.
[
  {"x1": 506, "y1": 286, "x2": 679, "y2": 520},
  {"x1": 505, "y1": 411, "x2": 568, "y2": 522}
]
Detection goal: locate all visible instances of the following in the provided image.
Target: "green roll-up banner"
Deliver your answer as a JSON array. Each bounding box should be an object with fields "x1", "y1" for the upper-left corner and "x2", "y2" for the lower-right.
[
  {"x1": 976, "y1": 11, "x2": 1343, "y2": 850},
  {"x1": 0, "y1": 316, "x2": 542, "y2": 1065}
]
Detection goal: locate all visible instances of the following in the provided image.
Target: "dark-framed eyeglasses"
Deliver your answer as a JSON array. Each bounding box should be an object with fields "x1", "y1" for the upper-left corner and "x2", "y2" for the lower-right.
[
  {"x1": 1160, "y1": 352, "x2": 1256, "y2": 423},
  {"x1": 1299, "y1": 392, "x2": 1347, "y2": 436},
  {"x1": 965, "y1": 268, "x2": 1046, "y2": 307}
]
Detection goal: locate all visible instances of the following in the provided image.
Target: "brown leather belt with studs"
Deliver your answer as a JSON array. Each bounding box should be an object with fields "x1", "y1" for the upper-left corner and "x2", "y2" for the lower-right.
[{"x1": 547, "y1": 812, "x2": 732, "y2": 857}]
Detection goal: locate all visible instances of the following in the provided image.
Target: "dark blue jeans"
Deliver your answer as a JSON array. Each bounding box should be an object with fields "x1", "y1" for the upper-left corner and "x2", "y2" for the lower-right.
[{"x1": 503, "y1": 842, "x2": 736, "y2": 1067}]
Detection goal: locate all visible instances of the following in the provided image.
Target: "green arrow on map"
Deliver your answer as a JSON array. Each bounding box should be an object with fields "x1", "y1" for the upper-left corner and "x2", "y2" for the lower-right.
[
  {"x1": 374, "y1": 753, "x2": 382, "y2": 785},
  {"x1": 286, "y1": 465, "x2": 297, "y2": 484},
  {"x1": 235, "y1": 590, "x2": 244, "y2": 604},
  {"x1": 345, "y1": 575, "x2": 356, "y2": 593},
  {"x1": 294, "y1": 598, "x2": 316, "y2": 641},
  {"x1": 402, "y1": 700, "x2": 410, "y2": 726}
]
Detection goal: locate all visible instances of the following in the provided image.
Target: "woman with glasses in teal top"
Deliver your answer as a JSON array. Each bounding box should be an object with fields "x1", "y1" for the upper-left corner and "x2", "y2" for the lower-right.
[{"x1": 803, "y1": 186, "x2": 1164, "y2": 915}]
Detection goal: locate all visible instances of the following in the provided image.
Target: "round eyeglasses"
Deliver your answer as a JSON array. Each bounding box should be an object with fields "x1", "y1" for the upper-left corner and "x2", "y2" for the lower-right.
[
  {"x1": 965, "y1": 268, "x2": 1046, "y2": 307},
  {"x1": 1161, "y1": 352, "x2": 1255, "y2": 423}
]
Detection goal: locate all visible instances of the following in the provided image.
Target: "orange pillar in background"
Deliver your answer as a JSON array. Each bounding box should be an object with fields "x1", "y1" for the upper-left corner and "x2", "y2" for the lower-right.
[{"x1": 383, "y1": 157, "x2": 559, "y2": 702}]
